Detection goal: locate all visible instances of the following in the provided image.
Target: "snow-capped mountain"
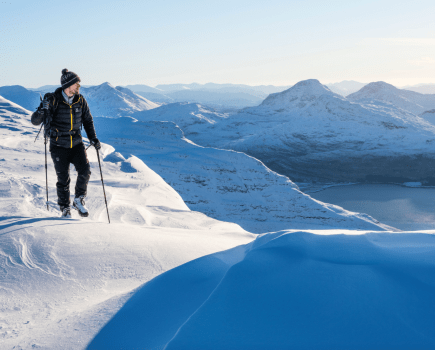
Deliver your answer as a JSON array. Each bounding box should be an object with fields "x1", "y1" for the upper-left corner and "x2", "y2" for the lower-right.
[
  {"x1": 0, "y1": 85, "x2": 41, "y2": 111},
  {"x1": 326, "y1": 80, "x2": 367, "y2": 96},
  {"x1": 347, "y1": 81, "x2": 435, "y2": 116},
  {"x1": 80, "y1": 82, "x2": 160, "y2": 117},
  {"x1": 93, "y1": 115, "x2": 391, "y2": 233},
  {"x1": 184, "y1": 79, "x2": 435, "y2": 184}
]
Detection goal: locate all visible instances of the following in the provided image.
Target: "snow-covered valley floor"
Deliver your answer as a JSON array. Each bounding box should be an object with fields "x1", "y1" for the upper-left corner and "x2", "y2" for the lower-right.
[{"x1": 1, "y1": 98, "x2": 435, "y2": 349}]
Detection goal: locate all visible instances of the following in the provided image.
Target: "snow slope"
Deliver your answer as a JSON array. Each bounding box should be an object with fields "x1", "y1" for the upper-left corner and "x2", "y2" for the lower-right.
[
  {"x1": 89, "y1": 229, "x2": 435, "y2": 350},
  {"x1": 94, "y1": 115, "x2": 391, "y2": 233},
  {"x1": 131, "y1": 102, "x2": 229, "y2": 131},
  {"x1": 0, "y1": 85, "x2": 41, "y2": 112},
  {"x1": 80, "y1": 83, "x2": 160, "y2": 117},
  {"x1": 348, "y1": 81, "x2": 435, "y2": 116},
  {"x1": 185, "y1": 79, "x2": 435, "y2": 184},
  {"x1": 0, "y1": 96, "x2": 253, "y2": 349}
]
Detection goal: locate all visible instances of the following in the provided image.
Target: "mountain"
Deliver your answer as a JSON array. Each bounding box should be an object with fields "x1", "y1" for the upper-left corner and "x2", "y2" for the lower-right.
[
  {"x1": 400, "y1": 83, "x2": 435, "y2": 94},
  {"x1": 326, "y1": 80, "x2": 367, "y2": 96},
  {"x1": 183, "y1": 79, "x2": 435, "y2": 185},
  {"x1": 93, "y1": 115, "x2": 390, "y2": 233},
  {"x1": 0, "y1": 85, "x2": 41, "y2": 111},
  {"x1": 80, "y1": 83, "x2": 160, "y2": 117},
  {"x1": 27, "y1": 84, "x2": 60, "y2": 92},
  {"x1": 134, "y1": 91, "x2": 174, "y2": 104},
  {"x1": 164, "y1": 89, "x2": 264, "y2": 108},
  {"x1": 155, "y1": 82, "x2": 291, "y2": 95},
  {"x1": 28, "y1": 84, "x2": 94, "y2": 93},
  {"x1": 347, "y1": 81, "x2": 435, "y2": 116}
]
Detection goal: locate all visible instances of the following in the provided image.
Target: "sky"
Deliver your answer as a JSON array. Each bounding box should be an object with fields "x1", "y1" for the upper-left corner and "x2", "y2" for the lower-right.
[{"x1": 0, "y1": 0, "x2": 434, "y2": 88}]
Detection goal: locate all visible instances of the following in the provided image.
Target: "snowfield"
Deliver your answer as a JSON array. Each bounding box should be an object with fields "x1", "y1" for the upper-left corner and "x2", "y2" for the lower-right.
[
  {"x1": 89, "y1": 230, "x2": 435, "y2": 350},
  {"x1": 1, "y1": 94, "x2": 435, "y2": 350}
]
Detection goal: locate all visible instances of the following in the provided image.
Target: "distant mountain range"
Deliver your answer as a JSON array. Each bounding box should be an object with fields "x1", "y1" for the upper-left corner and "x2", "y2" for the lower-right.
[
  {"x1": 0, "y1": 83, "x2": 160, "y2": 117},
  {"x1": 4, "y1": 79, "x2": 435, "y2": 185},
  {"x1": 325, "y1": 80, "x2": 367, "y2": 96},
  {"x1": 168, "y1": 80, "x2": 435, "y2": 184},
  {"x1": 400, "y1": 83, "x2": 435, "y2": 94},
  {"x1": 124, "y1": 83, "x2": 292, "y2": 109}
]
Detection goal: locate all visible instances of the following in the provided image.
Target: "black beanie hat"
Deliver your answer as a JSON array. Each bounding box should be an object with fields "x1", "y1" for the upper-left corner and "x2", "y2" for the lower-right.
[{"x1": 61, "y1": 69, "x2": 81, "y2": 90}]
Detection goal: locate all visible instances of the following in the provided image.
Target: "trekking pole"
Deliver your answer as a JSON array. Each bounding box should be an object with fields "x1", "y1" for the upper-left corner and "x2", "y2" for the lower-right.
[
  {"x1": 34, "y1": 124, "x2": 43, "y2": 142},
  {"x1": 38, "y1": 93, "x2": 49, "y2": 210},
  {"x1": 95, "y1": 147, "x2": 110, "y2": 223},
  {"x1": 44, "y1": 134, "x2": 49, "y2": 211}
]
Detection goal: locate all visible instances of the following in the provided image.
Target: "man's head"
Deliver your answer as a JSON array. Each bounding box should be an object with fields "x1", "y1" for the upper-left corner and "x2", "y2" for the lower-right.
[
  {"x1": 64, "y1": 82, "x2": 80, "y2": 97},
  {"x1": 61, "y1": 68, "x2": 81, "y2": 97}
]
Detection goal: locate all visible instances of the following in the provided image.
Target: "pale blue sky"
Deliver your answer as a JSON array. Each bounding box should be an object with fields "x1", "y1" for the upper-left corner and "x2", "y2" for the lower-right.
[{"x1": 1, "y1": 0, "x2": 434, "y2": 87}]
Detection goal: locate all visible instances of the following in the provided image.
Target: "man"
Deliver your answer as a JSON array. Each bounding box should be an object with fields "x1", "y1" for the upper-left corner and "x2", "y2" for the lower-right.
[{"x1": 31, "y1": 69, "x2": 101, "y2": 218}]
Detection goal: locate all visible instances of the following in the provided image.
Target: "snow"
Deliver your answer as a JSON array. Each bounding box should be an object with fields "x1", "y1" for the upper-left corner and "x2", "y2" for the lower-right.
[
  {"x1": 348, "y1": 81, "x2": 435, "y2": 116},
  {"x1": 1, "y1": 90, "x2": 435, "y2": 350},
  {"x1": 0, "y1": 95, "x2": 253, "y2": 348},
  {"x1": 89, "y1": 230, "x2": 435, "y2": 350},
  {"x1": 80, "y1": 83, "x2": 160, "y2": 117},
  {"x1": 93, "y1": 115, "x2": 391, "y2": 233},
  {"x1": 172, "y1": 79, "x2": 435, "y2": 184}
]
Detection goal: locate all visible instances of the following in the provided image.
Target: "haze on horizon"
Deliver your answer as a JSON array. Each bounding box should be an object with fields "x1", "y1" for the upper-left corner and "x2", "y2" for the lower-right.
[{"x1": 1, "y1": 0, "x2": 434, "y2": 88}]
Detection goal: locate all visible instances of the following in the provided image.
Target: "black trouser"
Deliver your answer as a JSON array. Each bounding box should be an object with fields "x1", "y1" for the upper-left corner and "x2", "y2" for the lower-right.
[{"x1": 50, "y1": 143, "x2": 91, "y2": 207}]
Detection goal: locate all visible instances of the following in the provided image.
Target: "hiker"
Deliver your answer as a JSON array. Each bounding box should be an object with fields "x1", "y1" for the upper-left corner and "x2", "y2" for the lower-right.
[{"x1": 31, "y1": 69, "x2": 101, "y2": 218}]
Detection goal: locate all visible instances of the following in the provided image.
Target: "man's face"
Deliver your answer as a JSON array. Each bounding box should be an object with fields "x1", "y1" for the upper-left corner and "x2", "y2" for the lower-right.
[
  {"x1": 65, "y1": 82, "x2": 80, "y2": 97},
  {"x1": 72, "y1": 82, "x2": 80, "y2": 95}
]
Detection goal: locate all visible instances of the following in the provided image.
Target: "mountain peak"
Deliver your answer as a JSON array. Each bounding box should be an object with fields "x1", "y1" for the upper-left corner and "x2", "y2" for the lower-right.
[
  {"x1": 260, "y1": 79, "x2": 335, "y2": 108},
  {"x1": 100, "y1": 82, "x2": 115, "y2": 88},
  {"x1": 356, "y1": 81, "x2": 398, "y2": 94}
]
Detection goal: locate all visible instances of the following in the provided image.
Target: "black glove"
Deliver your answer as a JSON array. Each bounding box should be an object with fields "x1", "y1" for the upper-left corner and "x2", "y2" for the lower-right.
[
  {"x1": 42, "y1": 98, "x2": 50, "y2": 110},
  {"x1": 91, "y1": 138, "x2": 101, "y2": 150}
]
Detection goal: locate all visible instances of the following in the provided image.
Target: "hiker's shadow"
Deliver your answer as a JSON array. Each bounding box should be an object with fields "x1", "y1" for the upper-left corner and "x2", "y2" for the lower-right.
[{"x1": 0, "y1": 216, "x2": 77, "y2": 234}]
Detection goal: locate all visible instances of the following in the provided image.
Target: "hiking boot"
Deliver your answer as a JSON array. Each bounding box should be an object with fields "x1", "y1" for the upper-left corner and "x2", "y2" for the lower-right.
[
  {"x1": 60, "y1": 206, "x2": 72, "y2": 218},
  {"x1": 73, "y1": 195, "x2": 89, "y2": 217}
]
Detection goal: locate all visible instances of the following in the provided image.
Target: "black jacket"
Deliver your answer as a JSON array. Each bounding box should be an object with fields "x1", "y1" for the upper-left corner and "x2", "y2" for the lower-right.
[{"x1": 31, "y1": 87, "x2": 97, "y2": 149}]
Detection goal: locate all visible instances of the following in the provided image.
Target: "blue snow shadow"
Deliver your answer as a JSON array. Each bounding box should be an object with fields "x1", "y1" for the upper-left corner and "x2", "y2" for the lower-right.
[
  {"x1": 0, "y1": 216, "x2": 74, "y2": 233},
  {"x1": 88, "y1": 231, "x2": 435, "y2": 350},
  {"x1": 103, "y1": 152, "x2": 137, "y2": 173}
]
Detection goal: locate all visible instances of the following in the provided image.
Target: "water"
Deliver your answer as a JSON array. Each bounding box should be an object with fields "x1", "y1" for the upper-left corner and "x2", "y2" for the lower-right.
[{"x1": 307, "y1": 184, "x2": 435, "y2": 231}]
